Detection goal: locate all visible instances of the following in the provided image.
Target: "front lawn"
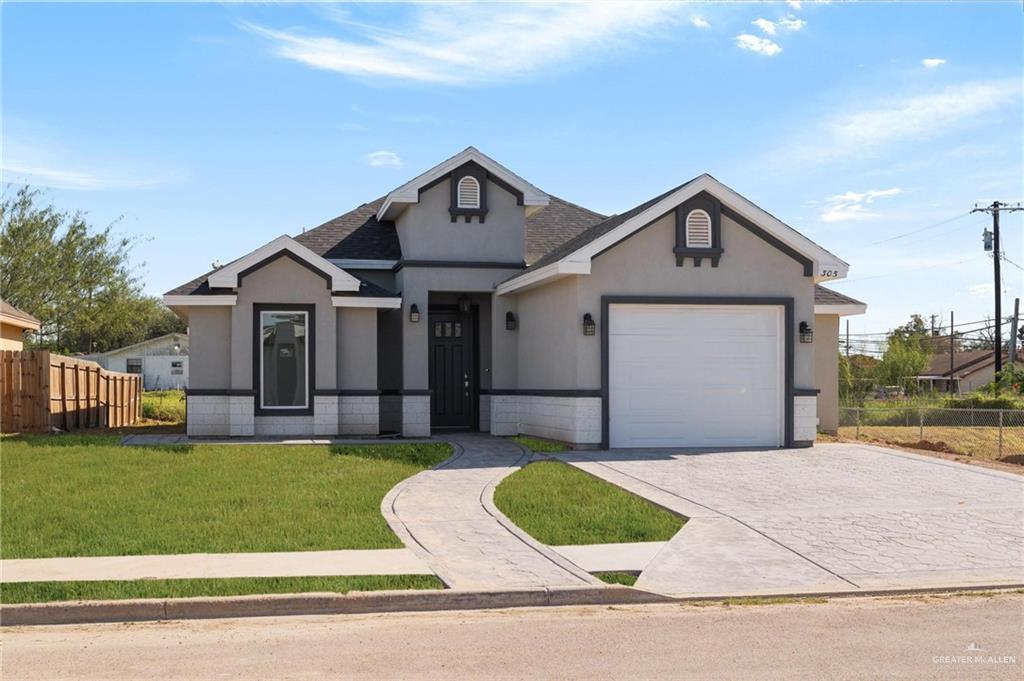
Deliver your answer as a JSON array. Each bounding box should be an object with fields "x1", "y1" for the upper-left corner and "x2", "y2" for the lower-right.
[
  {"x1": 493, "y1": 460, "x2": 684, "y2": 545},
  {"x1": 1, "y1": 575, "x2": 443, "y2": 604},
  {"x1": 1, "y1": 437, "x2": 452, "y2": 558}
]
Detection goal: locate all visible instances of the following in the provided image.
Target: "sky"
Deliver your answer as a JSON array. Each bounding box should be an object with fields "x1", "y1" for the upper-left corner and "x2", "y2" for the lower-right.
[{"x1": 3, "y1": 1, "x2": 1022, "y2": 345}]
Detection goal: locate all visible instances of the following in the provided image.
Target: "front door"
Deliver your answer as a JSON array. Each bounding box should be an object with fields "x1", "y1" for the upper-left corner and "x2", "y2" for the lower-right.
[{"x1": 429, "y1": 310, "x2": 475, "y2": 429}]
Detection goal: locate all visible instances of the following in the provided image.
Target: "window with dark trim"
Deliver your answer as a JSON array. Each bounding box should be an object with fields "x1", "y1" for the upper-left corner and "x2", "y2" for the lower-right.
[
  {"x1": 674, "y1": 191, "x2": 724, "y2": 267},
  {"x1": 448, "y1": 161, "x2": 489, "y2": 222},
  {"x1": 258, "y1": 310, "x2": 309, "y2": 410},
  {"x1": 126, "y1": 358, "x2": 142, "y2": 374}
]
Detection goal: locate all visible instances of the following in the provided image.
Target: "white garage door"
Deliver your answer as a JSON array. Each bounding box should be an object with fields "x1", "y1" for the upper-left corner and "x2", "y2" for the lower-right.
[{"x1": 608, "y1": 304, "x2": 784, "y2": 448}]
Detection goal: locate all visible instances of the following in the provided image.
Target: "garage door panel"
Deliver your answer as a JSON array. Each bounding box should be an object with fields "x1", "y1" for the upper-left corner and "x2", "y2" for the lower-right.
[{"x1": 609, "y1": 304, "x2": 784, "y2": 448}]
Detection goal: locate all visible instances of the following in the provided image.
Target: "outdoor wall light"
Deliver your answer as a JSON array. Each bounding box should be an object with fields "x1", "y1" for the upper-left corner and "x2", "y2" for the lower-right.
[
  {"x1": 582, "y1": 313, "x2": 597, "y2": 336},
  {"x1": 458, "y1": 295, "x2": 471, "y2": 313},
  {"x1": 505, "y1": 311, "x2": 517, "y2": 331},
  {"x1": 409, "y1": 304, "x2": 420, "y2": 323},
  {"x1": 799, "y1": 321, "x2": 814, "y2": 343}
]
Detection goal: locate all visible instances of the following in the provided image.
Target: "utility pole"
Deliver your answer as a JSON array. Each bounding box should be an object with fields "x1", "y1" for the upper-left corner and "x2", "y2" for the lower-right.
[
  {"x1": 1011, "y1": 298, "x2": 1020, "y2": 369},
  {"x1": 949, "y1": 311, "x2": 954, "y2": 393},
  {"x1": 971, "y1": 201, "x2": 1023, "y2": 381}
]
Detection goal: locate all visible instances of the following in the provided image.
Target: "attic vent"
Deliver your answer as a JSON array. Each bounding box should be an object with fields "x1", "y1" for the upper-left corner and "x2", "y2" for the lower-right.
[
  {"x1": 457, "y1": 176, "x2": 480, "y2": 209},
  {"x1": 685, "y1": 209, "x2": 712, "y2": 248}
]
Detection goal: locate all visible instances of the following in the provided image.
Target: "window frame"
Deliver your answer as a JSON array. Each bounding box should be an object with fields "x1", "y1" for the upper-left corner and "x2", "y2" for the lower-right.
[
  {"x1": 126, "y1": 358, "x2": 143, "y2": 374},
  {"x1": 253, "y1": 303, "x2": 316, "y2": 416}
]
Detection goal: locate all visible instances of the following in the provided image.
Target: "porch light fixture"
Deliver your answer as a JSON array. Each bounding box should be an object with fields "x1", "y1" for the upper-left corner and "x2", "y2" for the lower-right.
[
  {"x1": 799, "y1": 321, "x2": 813, "y2": 343},
  {"x1": 409, "y1": 304, "x2": 420, "y2": 323},
  {"x1": 582, "y1": 313, "x2": 596, "y2": 336},
  {"x1": 458, "y1": 295, "x2": 471, "y2": 313},
  {"x1": 505, "y1": 311, "x2": 517, "y2": 331}
]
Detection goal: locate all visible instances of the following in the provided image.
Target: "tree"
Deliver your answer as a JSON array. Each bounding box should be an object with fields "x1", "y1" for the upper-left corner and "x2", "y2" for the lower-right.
[
  {"x1": 0, "y1": 186, "x2": 178, "y2": 354},
  {"x1": 875, "y1": 333, "x2": 929, "y2": 394}
]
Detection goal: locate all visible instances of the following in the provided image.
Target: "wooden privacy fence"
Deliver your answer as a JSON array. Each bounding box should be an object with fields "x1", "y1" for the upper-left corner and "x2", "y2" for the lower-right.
[{"x1": 0, "y1": 350, "x2": 142, "y2": 433}]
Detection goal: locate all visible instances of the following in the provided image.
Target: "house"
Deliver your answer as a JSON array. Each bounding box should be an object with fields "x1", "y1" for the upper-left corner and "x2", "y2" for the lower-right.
[
  {"x1": 165, "y1": 147, "x2": 865, "y2": 446},
  {"x1": 0, "y1": 298, "x2": 41, "y2": 351},
  {"x1": 917, "y1": 349, "x2": 1020, "y2": 394},
  {"x1": 86, "y1": 333, "x2": 189, "y2": 390}
]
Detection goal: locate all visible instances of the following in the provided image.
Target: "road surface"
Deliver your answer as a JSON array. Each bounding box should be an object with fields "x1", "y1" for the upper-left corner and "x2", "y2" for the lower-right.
[{"x1": 3, "y1": 592, "x2": 1022, "y2": 680}]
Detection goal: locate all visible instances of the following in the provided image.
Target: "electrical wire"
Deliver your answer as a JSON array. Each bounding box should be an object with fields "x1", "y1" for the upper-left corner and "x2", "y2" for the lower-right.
[
  {"x1": 830, "y1": 255, "x2": 986, "y2": 285},
  {"x1": 865, "y1": 212, "x2": 972, "y2": 246}
]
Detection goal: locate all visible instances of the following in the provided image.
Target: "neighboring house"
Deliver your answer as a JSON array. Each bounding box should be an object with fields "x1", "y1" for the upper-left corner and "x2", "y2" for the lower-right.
[
  {"x1": 0, "y1": 298, "x2": 41, "y2": 351},
  {"x1": 917, "y1": 349, "x2": 1020, "y2": 394},
  {"x1": 86, "y1": 333, "x2": 189, "y2": 390},
  {"x1": 165, "y1": 147, "x2": 865, "y2": 446}
]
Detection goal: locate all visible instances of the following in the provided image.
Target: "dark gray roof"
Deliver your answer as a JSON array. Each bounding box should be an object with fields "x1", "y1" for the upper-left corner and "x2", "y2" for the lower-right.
[
  {"x1": 294, "y1": 197, "x2": 402, "y2": 261},
  {"x1": 505, "y1": 177, "x2": 702, "y2": 281},
  {"x1": 525, "y1": 196, "x2": 606, "y2": 265},
  {"x1": 814, "y1": 286, "x2": 864, "y2": 307}
]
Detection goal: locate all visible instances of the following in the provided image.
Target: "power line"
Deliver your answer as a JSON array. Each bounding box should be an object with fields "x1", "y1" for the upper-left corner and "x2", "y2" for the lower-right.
[
  {"x1": 830, "y1": 255, "x2": 986, "y2": 285},
  {"x1": 866, "y1": 212, "x2": 971, "y2": 246}
]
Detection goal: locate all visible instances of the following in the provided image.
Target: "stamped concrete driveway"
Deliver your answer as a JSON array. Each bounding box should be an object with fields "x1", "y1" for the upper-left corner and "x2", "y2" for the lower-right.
[{"x1": 558, "y1": 443, "x2": 1024, "y2": 597}]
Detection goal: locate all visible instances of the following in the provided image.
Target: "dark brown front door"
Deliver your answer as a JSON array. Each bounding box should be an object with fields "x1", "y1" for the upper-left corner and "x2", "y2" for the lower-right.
[{"x1": 429, "y1": 310, "x2": 474, "y2": 429}]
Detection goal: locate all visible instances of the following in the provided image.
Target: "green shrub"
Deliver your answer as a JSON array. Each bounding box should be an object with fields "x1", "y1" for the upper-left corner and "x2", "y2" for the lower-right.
[{"x1": 943, "y1": 393, "x2": 1024, "y2": 410}]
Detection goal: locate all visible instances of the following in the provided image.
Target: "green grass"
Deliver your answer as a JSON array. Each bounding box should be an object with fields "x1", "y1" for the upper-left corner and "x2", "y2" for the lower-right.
[
  {"x1": 0, "y1": 436, "x2": 452, "y2": 558},
  {"x1": 594, "y1": 571, "x2": 638, "y2": 586},
  {"x1": 0, "y1": 575, "x2": 444, "y2": 604},
  {"x1": 510, "y1": 435, "x2": 569, "y2": 453},
  {"x1": 493, "y1": 460, "x2": 685, "y2": 545},
  {"x1": 142, "y1": 390, "x2": 186, "y2": 423}
]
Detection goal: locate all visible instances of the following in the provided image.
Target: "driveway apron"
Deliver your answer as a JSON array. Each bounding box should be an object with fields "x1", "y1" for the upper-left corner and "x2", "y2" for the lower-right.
[
  {"x1": 382, "y1": 434, "x2": 599, "y2": 590},
  {"x1": 558, "y1": 444, "x2": 1024, "y2": 597}
]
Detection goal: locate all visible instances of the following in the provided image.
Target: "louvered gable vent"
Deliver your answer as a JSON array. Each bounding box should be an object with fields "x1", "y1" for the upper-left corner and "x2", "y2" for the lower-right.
[
  {"x1": 685, "y1": 209, "x2": 712, "y2": 248},
  {"x1": 457, "y1": 176, "x2": 480, "y2": 209}
]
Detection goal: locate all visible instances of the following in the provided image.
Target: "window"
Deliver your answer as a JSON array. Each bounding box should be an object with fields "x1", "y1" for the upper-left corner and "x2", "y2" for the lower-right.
[
  {"x1": 685, "y1": 209, "x2": 713, "y2": 248},
  {"x1": 171, "y1": 360, "x2": 184, "y2": 375},
  {"x1": 456, "y1": 176, "x2": 480, "y2": 209},
  {"x1": 259, "y1": 310, "x2": 308, "y2": 409},
  {"x1": 126, "y1": 358, "x2": 142, "y2": 374}
]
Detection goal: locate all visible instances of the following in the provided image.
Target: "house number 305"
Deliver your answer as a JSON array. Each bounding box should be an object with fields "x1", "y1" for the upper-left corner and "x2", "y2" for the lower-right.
[{"x1": 820, "y1": 269, "x2": 839, "y2": 278}]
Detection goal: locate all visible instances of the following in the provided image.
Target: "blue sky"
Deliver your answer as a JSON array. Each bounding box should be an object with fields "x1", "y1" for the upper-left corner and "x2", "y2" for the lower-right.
[{"x1": 3, "y1": 1, "x2": 1022, "y2": 342}]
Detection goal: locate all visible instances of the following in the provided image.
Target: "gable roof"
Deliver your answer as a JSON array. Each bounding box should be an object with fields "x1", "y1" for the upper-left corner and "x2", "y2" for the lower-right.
[
  {"x1": 206, "y1": 235, "x2": 362, "y2": 292},
  {"x1": 496, "y1": 174, "x2": 849, "y2": 294},
  {"x1": 814, "y1": 286, "x2": 867, "y2": 316},
  {"x1": 87, "y1": 332, "x2": 188, "y2": 358},
  {"x1": 0, "y1": 298, "x2": 41, "y2": 330},
  {"x1": 376, "y1": 147, "x2": 550, "y2": 222},
  {"x1": 294, "y1": 197, "x2": 402, "y2": 261},
  {"x1": 919, "y1": 349, "x2": 1022, "y2": 379}
]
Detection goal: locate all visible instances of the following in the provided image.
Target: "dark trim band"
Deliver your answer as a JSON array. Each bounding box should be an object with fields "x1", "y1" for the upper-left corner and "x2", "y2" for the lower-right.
[
  {"x1": 393, "y1": 260, "x2": 526, "y2": 272},
  {"x1": 600, "y1": 295, "x2": 795, "y2": 449},
  {"x1": 480, "y1": 389, "x2": 602, "y2": 397},
  {"x1": 380, "y1": 389, "x2": 433, "y2": 396},
  {"x1": 239, "y1": 250, "x2": 333, "y2": 290},
  {"x1": 312, "y1": 389, "x2": 382, "y2": 396},
  {"x1": 185, "y1": 389, "x2": 256, "y2": 396},
  {"x1": 793, "y1": 388, "x2": 820, "y2": 396}
]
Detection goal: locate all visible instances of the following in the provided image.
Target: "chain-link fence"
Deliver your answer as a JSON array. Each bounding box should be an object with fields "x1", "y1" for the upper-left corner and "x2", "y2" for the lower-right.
[{"x1": 839, "y1": 407, "x2": 1024, "y2": 462}]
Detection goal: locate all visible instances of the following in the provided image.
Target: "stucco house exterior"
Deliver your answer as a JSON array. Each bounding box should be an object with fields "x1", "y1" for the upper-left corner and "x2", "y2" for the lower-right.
[
  {"x1": 916, "y1": 349, "x2": 1020, "y2": 394},
  {"x1": 165, "y1": 148, "x2": 865, "y2": 446},
  {"x1": 86, "y1": 332, "x2": 189, "y2": 390},
  {"x1": 0, "y1": 298, "x2": 41, "y2": 351}
]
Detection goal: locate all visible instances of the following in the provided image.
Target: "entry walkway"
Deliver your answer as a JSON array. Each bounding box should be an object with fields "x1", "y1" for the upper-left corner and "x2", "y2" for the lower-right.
[{"x1": 383, "y1": 434, "x2": 600, "y2": 590}]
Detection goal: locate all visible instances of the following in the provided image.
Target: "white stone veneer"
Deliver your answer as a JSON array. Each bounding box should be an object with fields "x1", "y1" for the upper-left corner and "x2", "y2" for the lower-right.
[
  {"x1": 401, "y1": 395, "x2": 431, "y2": 438},
  {"x1": 187, "y1": 394, "x2": 254, "y2": 438},
  {"x1": 488, "y1": 395, "x2": 602, "y2": 445},
  {"x1": 794, "y1": 395, "x2": 818, "y2": 443}
]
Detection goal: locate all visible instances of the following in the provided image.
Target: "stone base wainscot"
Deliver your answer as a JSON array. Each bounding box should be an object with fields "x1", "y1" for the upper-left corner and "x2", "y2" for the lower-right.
[
  {"x1": 486, "y1": 391, "x2": 602, "y2": 446},
  {"x1": 185, "y1": 393, "x2": 254, "y2": 438}
]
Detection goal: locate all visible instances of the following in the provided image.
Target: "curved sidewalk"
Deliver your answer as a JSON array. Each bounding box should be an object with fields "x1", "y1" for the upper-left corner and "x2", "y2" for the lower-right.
[{"x1": 382, "y1": 434, "x2": 600, "y2": 590}]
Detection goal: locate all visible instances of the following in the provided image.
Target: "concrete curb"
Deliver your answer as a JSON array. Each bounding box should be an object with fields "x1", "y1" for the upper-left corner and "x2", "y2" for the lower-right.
[{"x1": 0, "y1": 585, "x2": 673, "y2": 627}]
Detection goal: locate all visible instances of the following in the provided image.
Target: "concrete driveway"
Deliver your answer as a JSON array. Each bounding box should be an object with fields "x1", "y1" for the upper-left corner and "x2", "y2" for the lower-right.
[{"x1": 557, "y1": 443, "x2": 1024, "y2": 597}]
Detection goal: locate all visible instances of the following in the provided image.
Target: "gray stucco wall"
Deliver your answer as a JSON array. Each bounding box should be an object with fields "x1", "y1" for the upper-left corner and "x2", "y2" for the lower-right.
[
  {"x1": 394, "y1": 178, "x2": 526, "y2": 263},
  {"x1": 230, "y1": 256, "x2": 337, "y2": 391},
  {"x1": 336, "y1": 307, "x2": 378, "y2": 390},
  {"x1": 511, "y1": 211, "x2": 817, "y2": 391},
  {"x1": 814, "y1": 313, "x2": 840, "y2": 433},
  {"x1": 395, "y1": 267, "x2": 515, "y2": 390},
  {"x1": 188, "y1": 307, "x2": 231, "y2": 389}
]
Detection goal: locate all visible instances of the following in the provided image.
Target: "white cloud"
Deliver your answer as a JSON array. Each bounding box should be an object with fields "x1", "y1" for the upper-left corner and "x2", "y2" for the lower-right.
[
  {"x1": 691, "y1": 17, "x2": 710, "y2": 29},
  {"x1": 752, "y1": 18, "x2": 777, "y2": 35},
  {"x1": 921, "y1": 58, "x2": 947, "y2": 68},
  {"x1": 787, "y1": 1, "x2": 802, "y2": 9},
  {"x1": 969, "y1": 283, "x2": 995, "y2": 297},
  {"x1": 365, "y1": 151, "x2": 402, "y2": 167},
  {"x1": 736, "y1": 34, "x2": 782, "y2": 56},
  {"x1": 243, "y1": 2, "x2": 684, "y2": 85},
  {"x1": 778, "y1": 16, "x2": 807, "y2": 32},
  {"x1": 788, "y1": 78, "x2": 1022, "y2": 163},
  {"x1": 820, "y1": 187, "x2": 903, "y2": 222}
]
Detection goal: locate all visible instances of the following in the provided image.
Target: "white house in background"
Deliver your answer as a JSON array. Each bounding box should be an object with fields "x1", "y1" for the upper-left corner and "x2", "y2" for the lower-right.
[{"x1": 86, "y1": 333, "x2": 189, "y2": 390}]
